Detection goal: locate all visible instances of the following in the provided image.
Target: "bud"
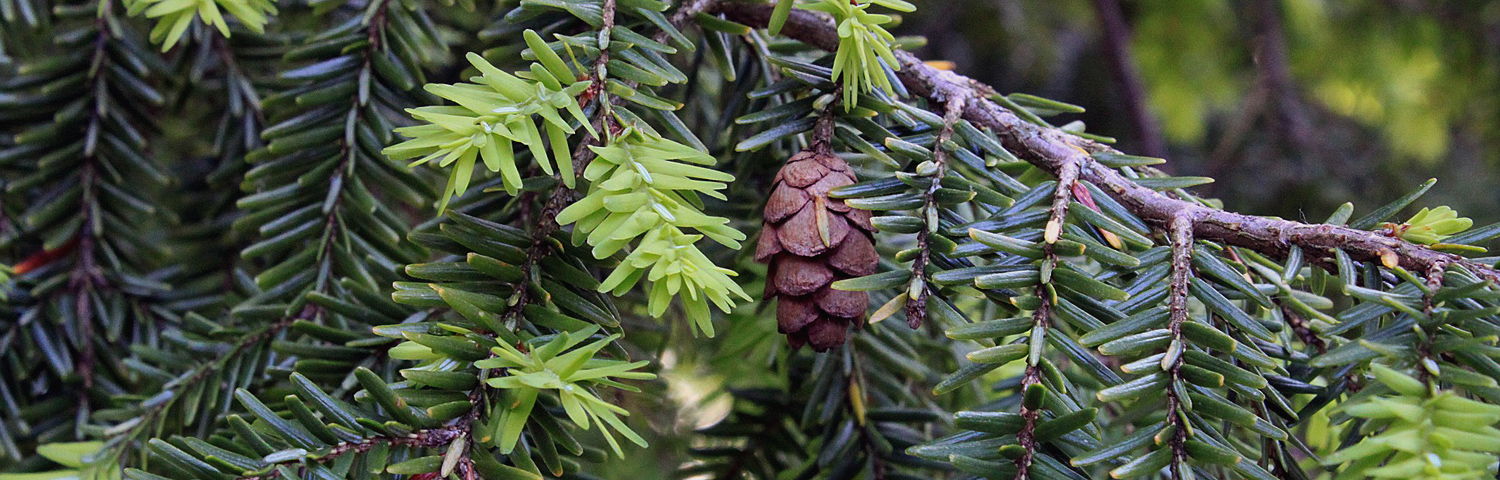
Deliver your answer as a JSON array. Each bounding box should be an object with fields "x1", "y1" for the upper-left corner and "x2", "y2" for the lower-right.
[
  {"x1": 755, "y1": 150, "x2": 877, "y2": 351},
  {"x1": 915, "y1": 160, "x2": 939, "y2": 176}
]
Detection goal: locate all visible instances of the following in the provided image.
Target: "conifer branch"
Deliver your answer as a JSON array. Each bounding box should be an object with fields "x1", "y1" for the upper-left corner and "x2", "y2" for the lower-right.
[
  {"x1": 1163, "y1": 213, "x2": 1196, "y2": 479},
  {"x1": 101, "y1": 315, "x2": 299, "y2": 451},
  {"x1": 1010, "y1": 172, "x2": 1079, "y2": 480},
  {"x1": 91, "y1": 0, "x2": 416, "y2": 467},
  {"x1": 10, "y1": 2, "x2": 1500, "y2": 480},
  {"x1": 538, "y1": 0, "x2": 716, "y2": 230},
  {"x1": 236, "y1": 423, "x2": 472, "y2": 480},
  {"x1": 71, "y1": 0, "x2": 120, "y2": 393},
  {"x1": 904, "y1": 95, "x2": 965, "y2": 329},
  {"x1": 1011, "y1": 290, "x2": 1048, "y2": 480},
  {"x1": 716, "y1": 3, "x2": 1500, "y2": 283}
]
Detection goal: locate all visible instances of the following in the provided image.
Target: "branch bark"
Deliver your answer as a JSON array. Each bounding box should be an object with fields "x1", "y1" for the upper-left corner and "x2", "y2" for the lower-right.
[{"x1": 714, "y1": 3, "x2": 1500, "y2": 283}]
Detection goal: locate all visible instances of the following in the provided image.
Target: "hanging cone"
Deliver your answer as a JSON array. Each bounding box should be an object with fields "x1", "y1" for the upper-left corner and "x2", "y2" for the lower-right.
[{"x1": 755, "y1": 149, "x2": 877, "y2": 351}]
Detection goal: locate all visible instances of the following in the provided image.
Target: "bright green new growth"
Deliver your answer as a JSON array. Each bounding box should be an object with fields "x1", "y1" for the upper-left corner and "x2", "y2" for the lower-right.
[
  {"x1": 557, "y1": 129, "x2": 750, "y2": 334},
  {"x1": 803, "y1": 0, "x2": 913, "y2": 109},
  {"x1": 1325, "y1": 364, "x2": 1500, "y2": 480},
  {"x1": 385, "y1": 44, "x2": 594, "y2": 209},
  {"x1": 124, "y1": 0, "x2": 275, "y2": 51},
  {"x1": 474, "y1": 326, "x2": 655, "y2": 457},
  {"x1": 1391, "y1": 206, "x2": 1473, "y2": 245}
]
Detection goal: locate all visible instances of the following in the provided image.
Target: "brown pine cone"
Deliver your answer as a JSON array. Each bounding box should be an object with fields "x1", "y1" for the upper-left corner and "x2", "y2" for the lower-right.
[{"x1": 755, "y1": 149, "x2": 877, "y2": 351}]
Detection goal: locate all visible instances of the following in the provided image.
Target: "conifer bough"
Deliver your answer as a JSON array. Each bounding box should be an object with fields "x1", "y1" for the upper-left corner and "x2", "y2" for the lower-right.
[{"x1": 5, "y1": 0, "x2": 1500, "y2": 480}]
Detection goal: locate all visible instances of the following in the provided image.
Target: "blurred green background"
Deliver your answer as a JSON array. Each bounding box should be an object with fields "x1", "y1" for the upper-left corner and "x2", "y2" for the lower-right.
[{"x1": 901, "y1": 0, "x2": 1500, "y2": 225}]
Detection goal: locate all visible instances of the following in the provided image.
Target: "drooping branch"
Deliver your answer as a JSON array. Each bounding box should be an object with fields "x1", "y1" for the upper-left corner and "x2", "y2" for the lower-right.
[
  {"x1": 1010, "y1": 289, "x2": 1049, "y2": 480},
  {"x1": 714, "y1": 3, "x2": 1500, "y2": 283}
]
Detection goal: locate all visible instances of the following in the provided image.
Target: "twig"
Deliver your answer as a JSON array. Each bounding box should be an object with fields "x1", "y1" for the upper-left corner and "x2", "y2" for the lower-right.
[
  {"x1": 1011, "y1": 288, "x2": 1050, "y2": 480},
  {"x1": 95, "y1": 0, "x2": 401, "y2": 468},
  {"x1": 1044, "y1": 161, "x2": 1080, "y2": 245},
  {"x1": 238, "y1": 423, "x2": 470, "y2": 480},
  {"x1": 1012, "y1": 158, "x2": 1080, "y2": 480},
  {"x1": 70, "y1": 3, "x2": 120, "y2": 394},
  {"x1": 715, "y1": 3, "x2": 1500, "y2": 284},
  {"x1": 1163, "y1": 212, "x2": 1196, "y2": 479},
  {"x1": 511, "y1": 0, "x2": 722, "y2": 320},
  {"x1": 905, "y1": 94, "x2": 967, "y2": 328},
  {"x1": 92, "y1": 312, "x2": 302, "y2": 474}
]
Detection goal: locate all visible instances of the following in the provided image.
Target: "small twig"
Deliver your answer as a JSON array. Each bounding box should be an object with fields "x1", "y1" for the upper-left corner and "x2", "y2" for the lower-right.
[
  {"x1": 1166, "y1": 214, "x2": 1196, "y2": 337},
  {"x1": 1413, "y1": 263, "x2": 1446, "y2": 384},
  {"x1": 95, "y1": 312, "x2": 302, "y2": 471},
  {"x1": 1163, "y1": 212, "x2": 1197, "y2": 479},
  {"x1": 238, "y1": 424, "x2": 470, "y2": 480},
  {"x1": 1012, "y1": 160, "x2": 1082, "y2": 479},
  {"x1": 507, "y1": 0, "x2": 627, "y2": 321},
  {"x1": 70, "y1": 0, "x2": 125, "y2": 395},
  {"x1": 1011, "y1": 288, "x2": 1050, "y2": 480},
  {"x1": 1043, "y1": 161, "x2": 1080, "y2": 245},
  {"x1": 1278, "y1": 301, "x2": 1325, "y2": 353},
  {"x1": 905, "y1": 95, "x2": 967, "y2": 328},
  {"x1": 810, "y1": 89, "x2": 839, "y2": 154}
]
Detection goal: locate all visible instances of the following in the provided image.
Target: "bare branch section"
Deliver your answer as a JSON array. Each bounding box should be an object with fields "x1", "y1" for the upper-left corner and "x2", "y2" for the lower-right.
[
  {"x1": 1044, "y1": 161, "x2": 1080, "y2": 245},
  {"x1": 715, "y1": 3, "x2": 1500, "y2": 282}
]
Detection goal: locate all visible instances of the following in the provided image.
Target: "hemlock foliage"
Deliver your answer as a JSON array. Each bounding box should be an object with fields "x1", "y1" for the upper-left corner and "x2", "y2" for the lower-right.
[{"x1": 2, "y1": 1, "x2": 1500, "y2": 480}]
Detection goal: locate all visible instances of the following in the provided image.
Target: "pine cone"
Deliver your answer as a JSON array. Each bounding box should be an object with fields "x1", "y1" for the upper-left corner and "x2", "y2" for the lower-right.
[{"x1": 755, "y1": 150, "x2": 877, "y2": 351}]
